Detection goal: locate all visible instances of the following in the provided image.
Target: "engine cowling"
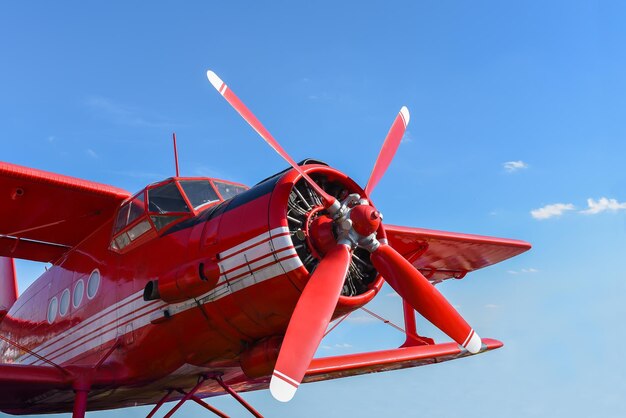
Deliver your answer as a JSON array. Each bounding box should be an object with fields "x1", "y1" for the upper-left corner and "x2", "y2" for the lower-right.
[{"x1": 266, "y1": 162, "x2": 385, "y2": 315}]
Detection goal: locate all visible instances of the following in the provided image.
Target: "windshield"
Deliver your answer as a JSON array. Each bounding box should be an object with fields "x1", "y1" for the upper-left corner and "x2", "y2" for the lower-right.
[
  {"x1": 214, "y1": 180, "x2": 248, "y2": 199},
  {"x1": 148, "y1": 182, "x2": 190, "y2": 213},
  {"x1": 179, "y1": 180, "x2": 220, "y2": 210}
]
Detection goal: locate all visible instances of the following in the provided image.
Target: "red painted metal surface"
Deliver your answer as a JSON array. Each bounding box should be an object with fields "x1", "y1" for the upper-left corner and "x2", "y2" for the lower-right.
[
  {"x1": 371, "y1": 244, "x2": 477, "y2": 350},
  {"x1": 0, "y1": 161, "x2": 130, "y2": 262},
  {"x1": 305, "y1": 338, "x2": 504, "y2": 383},
  {"x1": 271, "y1": 243, "x2": 352, "y2": 401},
  {"x1": 384, "y1": 224, "x2": 532, "y2": 282},
  {"x1": 0, "y1": 257, "x2": 18, "y2": 312},
  {"x1": 172, "y1": 132, "x2": 180, "y2": 177},
  {"x1": 0, "y1": 160, "x2": 530, "y2": 415}
]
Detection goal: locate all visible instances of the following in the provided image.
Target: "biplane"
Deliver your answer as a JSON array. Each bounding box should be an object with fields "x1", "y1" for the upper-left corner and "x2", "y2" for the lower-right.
[{"x1": 0, "y1": 70, "x2": 531, "y2": 417}]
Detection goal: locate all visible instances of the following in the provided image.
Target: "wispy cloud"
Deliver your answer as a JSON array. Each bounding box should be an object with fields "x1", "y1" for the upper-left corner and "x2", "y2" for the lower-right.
[
  {"x1": 321, "y1": 343, "x2": 353, "y2": 350},
  {"x1": 531, "y1": 203, "x2": 575, "y2": 220},
  {"x1": 507, "y1": 268, "x2": 539, "y2": 275},
  {"x1": 503, "y1": 160, "x2": 528, "y2": 173},
  {"x1": 85, "y1": 96, "x2": 175, "y2": 128},
  {"x1": 401, "y1": 130, "x2": 414, "y2": 144},
  {"x1": 86, "y1": 148, "x2": 98, "y2": 159},
  {"x1": 580, "y1": 197, "x2": 626, "y2": 215}
]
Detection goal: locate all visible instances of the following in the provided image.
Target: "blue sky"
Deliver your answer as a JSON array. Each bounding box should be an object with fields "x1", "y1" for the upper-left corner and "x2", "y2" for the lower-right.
[{"x1": 2, "y1": 1, "x2": 626, "y2": 417}]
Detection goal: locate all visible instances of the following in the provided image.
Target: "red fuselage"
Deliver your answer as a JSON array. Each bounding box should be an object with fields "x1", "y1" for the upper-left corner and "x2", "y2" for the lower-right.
[{"x1": 0, "y1": 163, "x2": 382, "y2": 413}]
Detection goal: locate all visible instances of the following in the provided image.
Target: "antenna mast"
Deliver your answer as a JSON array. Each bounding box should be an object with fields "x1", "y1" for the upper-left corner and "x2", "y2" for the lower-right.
[{"x1": 172, "y1": 132, "x2": 180, "y2": 177}]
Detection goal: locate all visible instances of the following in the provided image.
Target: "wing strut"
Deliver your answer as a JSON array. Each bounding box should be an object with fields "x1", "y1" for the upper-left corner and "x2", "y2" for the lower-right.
[
  {"x1": 147, "y1": 374, "x2": 266, "y2": 418},
  {"x1": 0, "y1": 334, "x2": 69, "y2": 376}
]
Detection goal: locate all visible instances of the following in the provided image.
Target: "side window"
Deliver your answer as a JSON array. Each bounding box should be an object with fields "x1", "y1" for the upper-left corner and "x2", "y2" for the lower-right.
[
  {"x1": 113, "y1": 203, "x2": 130, "y2": 234},
  {"x1": 111, "y1": 190, "x2": 153, "y2": 251},
  {"x1": 73, "y1": 279, "x2": 84, "y2": 308},
  {"x1": 47, "y1": 297, "x2": 58, "y2": 324},
  {"x1": 87, "y1": 270, "x2": 100, "y2": 299},
  {"x1": 113, "y1": 192, "x2": 145, "y2": 235},
  {"x1": 127, "y1": 193, "x2": 145, "y2": 225},
  {"x1": 59, "y1": 289, "x2": 70, "y2": 316}
]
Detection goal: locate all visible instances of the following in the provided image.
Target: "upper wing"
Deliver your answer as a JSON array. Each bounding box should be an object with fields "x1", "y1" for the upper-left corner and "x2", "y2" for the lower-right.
[
  {"x1": 385, "y1": 224, "x2": 531, "y2": 283},
  {"x1": 0, "y1": 162, "x2": 130, "y2": 263},
  {"x1": 305, "y1": 338, "x2": 502, "y2": 384}
]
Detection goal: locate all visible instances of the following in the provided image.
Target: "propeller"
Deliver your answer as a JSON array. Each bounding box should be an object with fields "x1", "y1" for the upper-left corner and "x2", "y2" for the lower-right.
[
  {"x1": 370, "y1": 244, "x2": 481, "y2": 353},
  {"x1": 206, "y1": 69, "x2": 482, "y2": 402},
  {"x1": 269, "y1": 243, "x2": 351, "y2": 402},
  {"x1": 364, "y1": 106, "x2": 410, "y2": 196},
  {"x1": 206, "y1": 71, "x2": 339, "y2": 213}
]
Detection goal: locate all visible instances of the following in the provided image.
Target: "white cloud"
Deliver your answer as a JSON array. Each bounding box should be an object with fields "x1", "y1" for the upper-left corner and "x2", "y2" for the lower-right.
[
  {"x1": 86, "y1": 149, "x2": 98, "y2": 158},
  {"x1": 531, "y1": 203, "x2": 575, "y2": 220},
  {"x1": 508, "y1": 268, "x2": 539, "y2": 275},
  {"x1": 321, "y1": 343, "x2": 353, "y2": 350},
  {"x1": 503, "y1": 160, "x2": 528, "y2": 172},
  {"x1": 334, "y1": 343, "x2": 353, "y2": 348},
  {"x1": 580, "y1": 197, "x2": 626, "y2": 215},
  {"x1": 401, "y1": 130, "x2": 413, "y2": 144}
]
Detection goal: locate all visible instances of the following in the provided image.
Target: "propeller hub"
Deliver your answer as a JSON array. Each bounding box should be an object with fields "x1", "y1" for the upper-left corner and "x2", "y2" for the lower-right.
[{"x1": 349, "y1": 205, "x2": 382, "y2": 237}]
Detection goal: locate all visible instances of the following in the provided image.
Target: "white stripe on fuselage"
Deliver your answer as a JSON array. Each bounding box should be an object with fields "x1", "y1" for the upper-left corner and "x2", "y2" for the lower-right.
[{"x1": 21, "y1": 226, "x2": 302, "y2": 366}]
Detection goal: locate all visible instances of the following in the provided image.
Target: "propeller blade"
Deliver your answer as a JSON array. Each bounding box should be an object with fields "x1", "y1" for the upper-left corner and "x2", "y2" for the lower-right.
[
  {"x1": 206, "y1": 70, "x2": 337, "y2": 210},
  {"x1": 370, "y1": 243, "x2": 482, "y2": 353},
  {"x1": 364, "y1": 106, "x2": 410, "y2": 196},
  {"x1": 270, "y1": 244, "x2": 352, "y2": 402}
]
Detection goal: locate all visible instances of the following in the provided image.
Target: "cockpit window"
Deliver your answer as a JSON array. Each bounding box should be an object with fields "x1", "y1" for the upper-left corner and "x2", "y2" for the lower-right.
[
  {"x1": 148, "y1": 182, "x2": 190, "y2": 213},
  {"x1": 114, "y1": 204, "x2": 129, "y2": 234},
  {"x1": 113, "y1": 192, "x2": 145, "y2": 234},
  {"x1": 213, "y1": 181, "x2": 248, "y2": 200},
  {"x1": 179, "y1": 180, "x2": 220, "y2": 210},
  {"x1": 128, "y1": 193, "x2": 145, "y2": 224}
]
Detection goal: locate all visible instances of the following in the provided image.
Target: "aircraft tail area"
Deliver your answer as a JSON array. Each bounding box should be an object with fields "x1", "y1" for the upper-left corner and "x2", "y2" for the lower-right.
[{"x1": 0, "y1": 257, "x2": 18, "y2": 313}]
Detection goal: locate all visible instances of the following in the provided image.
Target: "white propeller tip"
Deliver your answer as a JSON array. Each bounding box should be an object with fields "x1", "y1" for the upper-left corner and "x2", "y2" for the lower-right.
[
  {"x1": 206, "y1": 70, "x2": 224, "y2": 91},
  {"x1": 464, "y1": 331, "x2": 482, "y2": 354},
  {"x1": 399, "y1": 106, "x2": 410, "y2": 127},
  {"x1": 270, "y1": 374, "x2": 298, "y2": 402}
]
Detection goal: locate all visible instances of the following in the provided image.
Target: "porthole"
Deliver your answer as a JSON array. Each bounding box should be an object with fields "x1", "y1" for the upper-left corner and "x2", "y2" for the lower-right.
[
  {"x1": 87, "y1": 269, "x2": 100, "y2": 299},
  {"x1": 47, "y1": 297, "x2": 58, "y2": 324},
  {"x1": 73, "y1": 279, "x2": 84, "y2": 308},
  {"x1": 59, "y1": 289, "x2": 70, "y2": 316}
]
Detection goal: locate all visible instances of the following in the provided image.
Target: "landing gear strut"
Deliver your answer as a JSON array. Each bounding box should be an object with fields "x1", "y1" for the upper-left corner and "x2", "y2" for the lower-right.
[{"x1": 146, "y1": 374, "x2": 264, "y2": 418}]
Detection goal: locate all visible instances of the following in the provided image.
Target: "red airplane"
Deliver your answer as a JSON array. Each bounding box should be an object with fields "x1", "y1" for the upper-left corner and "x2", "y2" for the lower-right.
[{"x1": 0, "y1": 70, "x2": 531, "y2": 418}]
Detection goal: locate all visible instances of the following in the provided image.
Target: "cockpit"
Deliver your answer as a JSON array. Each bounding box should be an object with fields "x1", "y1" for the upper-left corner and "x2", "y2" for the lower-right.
[{"x1": 110, "y1": 177, "x2": 248, "y2": 252}]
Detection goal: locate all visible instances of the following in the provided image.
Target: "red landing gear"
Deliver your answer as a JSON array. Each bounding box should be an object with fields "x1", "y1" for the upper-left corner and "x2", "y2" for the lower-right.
[
  {"x1": 146, "y1": 374, "x2": 264, "y2": 418},
  {"x1": 71, "y1": 380, "x2": 91, "y2": 418}
]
